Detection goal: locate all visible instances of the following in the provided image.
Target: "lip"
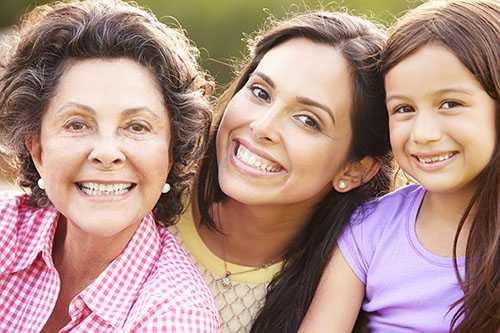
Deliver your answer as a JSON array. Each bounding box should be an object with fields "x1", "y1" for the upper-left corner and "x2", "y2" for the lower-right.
[
  {"x1": 235, "y1": 138, "x2": 285, "y2": 168},
  {"x1": 228, "y1": 138, "x2": 287, "y2": 177},
  {"x1": 410, "y1": 151, "x2": 458, "y2": 171},
  {"x1": 74, "y1": 180, "x2": 137, "y2": 202},
  {"x1": 76, "y1": 180, "x2": 136, "y2": 185}
]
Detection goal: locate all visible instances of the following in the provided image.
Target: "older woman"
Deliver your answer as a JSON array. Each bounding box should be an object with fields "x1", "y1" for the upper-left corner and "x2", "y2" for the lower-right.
[
  {"x1": 0, "y1": 1, "x2": 217, "y2": 332},
  {"x1": 169, "y1": 11, "x2": 393, "y2": 332}
]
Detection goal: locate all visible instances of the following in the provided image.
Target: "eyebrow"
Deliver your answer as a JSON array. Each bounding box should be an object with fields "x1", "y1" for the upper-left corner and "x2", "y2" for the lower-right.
[
  {"x1": 55, "y1": 102, "x2": 95, "y2": 117},
  {"x1": 252, "y1": 71, "x2": 275, "y2": 89},
  {"x1": 296, "y1": 96, "x2": 335, "y2": 124},
  {"x1": 386, "y1": 88, "x2": 475, "y2": 104},
  {"x1": 54, "y1": 102, "x2": 162, "y2": 120},
  {"x1": 121, "y1": 107, "x2": 162, "y2": 120},
  {"x1": 252, "y1": 71, "x2": 336, "y2": 124}
]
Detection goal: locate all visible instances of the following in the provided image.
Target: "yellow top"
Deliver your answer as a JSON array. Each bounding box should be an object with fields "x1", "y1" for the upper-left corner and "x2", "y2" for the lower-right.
[{"x1": 169, "y1": 208, "x2": 282, "y2": 333}]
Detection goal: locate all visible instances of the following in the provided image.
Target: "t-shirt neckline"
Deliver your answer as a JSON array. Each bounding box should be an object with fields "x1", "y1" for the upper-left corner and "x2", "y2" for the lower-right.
[{"x1": 406, "y1": 186, "x2": 466, "y2": 268}]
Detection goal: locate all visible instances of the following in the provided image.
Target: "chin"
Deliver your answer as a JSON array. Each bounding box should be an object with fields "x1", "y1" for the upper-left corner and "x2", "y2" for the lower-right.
[
  {"x1": 220, "y1": 182, "x2": 257, "y2": 204},
  {"x1": 72, "y1": 217, "x2": 141, "y2": 238}
]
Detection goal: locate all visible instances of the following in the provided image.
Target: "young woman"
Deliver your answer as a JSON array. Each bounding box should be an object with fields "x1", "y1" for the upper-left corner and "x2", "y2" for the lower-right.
[
  {"x1": 0, "y1": 1, "x2": 218, "y2": 331},
  {"x1": 300, "y1": 1, "x2": 500, "y2": 332},
  {"x1": 169, "y1": 11, "x2": 393, "y2": 332}
]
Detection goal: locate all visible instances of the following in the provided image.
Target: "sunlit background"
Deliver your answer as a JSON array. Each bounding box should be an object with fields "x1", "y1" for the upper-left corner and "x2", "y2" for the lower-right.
[
  {"x1": 0, "y1": 0, "x2": 421, "y2": 188},
  {"x1": 1, "y1": 0, "x2": 424, "y2": 84}
]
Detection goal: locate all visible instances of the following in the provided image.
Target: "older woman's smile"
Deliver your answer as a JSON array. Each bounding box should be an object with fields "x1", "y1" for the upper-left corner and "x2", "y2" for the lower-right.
[{"x1": 76, "y1": 182, "x2": 136, "y2": 196}]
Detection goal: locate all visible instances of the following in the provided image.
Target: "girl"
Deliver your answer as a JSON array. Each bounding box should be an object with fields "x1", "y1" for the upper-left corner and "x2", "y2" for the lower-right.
[
  {"x1": 300, "y1": 0, "x2": 499, "y2": 332},
  {"x1": 168, "y1": 11, "x2": 393, "y2": 332},
  {"x1": 0, "y1": 0, "x2": 217, "y2": 331}
]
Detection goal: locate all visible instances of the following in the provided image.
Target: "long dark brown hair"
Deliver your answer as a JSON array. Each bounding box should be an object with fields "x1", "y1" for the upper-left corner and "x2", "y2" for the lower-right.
[
  {"x1": 0, "y1": 0, "x2": 212, "y2": 226},
  {"x1": 382, "y1": 0, "x2": 500, "y2": 331},
  {"x1": 196, "y1": 11, "x2": 393, "y2": 332}
]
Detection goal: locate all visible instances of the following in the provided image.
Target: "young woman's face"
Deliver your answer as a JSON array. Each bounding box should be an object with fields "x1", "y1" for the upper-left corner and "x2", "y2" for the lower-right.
[
  {"x1": 216, "y1": 38, "x2": 354, "y2": 208},
  {"x1": 385, "y1": 44, "x2": 496, "y2": 195},
  {"x1": 29, "y1": 58, "x2": 171, "y2": 237}
]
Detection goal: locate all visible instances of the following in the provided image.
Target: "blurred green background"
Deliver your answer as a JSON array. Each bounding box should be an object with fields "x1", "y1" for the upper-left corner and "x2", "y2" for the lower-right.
[{"x1": 0, "y1": 0, "x2": 422, "y2": 88}]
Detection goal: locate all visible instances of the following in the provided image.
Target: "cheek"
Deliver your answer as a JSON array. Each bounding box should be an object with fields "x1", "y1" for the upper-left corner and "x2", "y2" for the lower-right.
[
  {"x1": 40, "y1": 138, "x2": 85, "y2": 172},
  {"x1": 287, "y1": 133, "x2": 347, "y2": 176},
  {"x1": 388, "y1": 122, "x2": 408, "y2": 150},
  {"x1": 215, "y1": 99, "x2": 252, "y2": 150},
  {"x1": 137, "y1": 141, "x2": 171, "y2": 179}
]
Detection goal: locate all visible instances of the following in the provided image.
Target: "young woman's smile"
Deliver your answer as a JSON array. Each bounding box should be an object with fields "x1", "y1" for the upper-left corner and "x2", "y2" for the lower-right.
[
  {"x1": 216, "y1": 38, "x2": 354, "y2": 207},
  {"x1": 231, "y1": 139, "x2": 286, "y2": 176}
]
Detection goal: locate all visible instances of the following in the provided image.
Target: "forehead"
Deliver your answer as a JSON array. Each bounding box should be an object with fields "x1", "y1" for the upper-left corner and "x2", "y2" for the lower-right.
[
  {"x1": 48, "y1": 58, "x2": 166, "y2": 117},
  {"x1": 255, "y1": 38, "x2": 353, "y2": 111},
  {"x1": 384, "y1": 44, "x2": 483, "y2": 94}
]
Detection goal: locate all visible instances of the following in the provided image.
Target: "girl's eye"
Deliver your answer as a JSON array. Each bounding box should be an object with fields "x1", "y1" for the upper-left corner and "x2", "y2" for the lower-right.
[
  {"x1": 393, "y1": 105, "x2": 414, "y2": 114},
  {"x1": 440, "y1": 100, "x2": 462, "y2": 109},
  {"x1": 64, "y1": 119, "x2": 89, "y2": 132},
  {"x1": 250, "y1": 86, "x2": 270, "y2": 102},
  {"x1": 294, "y1": 114, "x2": 320, "y2": 130}
]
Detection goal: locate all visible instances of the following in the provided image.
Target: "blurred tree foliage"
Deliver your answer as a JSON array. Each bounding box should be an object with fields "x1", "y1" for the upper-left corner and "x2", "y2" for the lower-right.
[{"x1": 0, "y1": 0, "x2": 421, "y2": 88}]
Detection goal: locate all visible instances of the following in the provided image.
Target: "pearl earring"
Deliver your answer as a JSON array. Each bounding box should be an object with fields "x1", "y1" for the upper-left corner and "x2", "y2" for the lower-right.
[
  {"x1": 37, "y1": 178, "x2": 45, "y2": 190},
  {"x1": 161, "y1": 183, "x2": 171, "y2": 194},
  {"x1": 338, "y1": 180, "x2": 347, "y2": 190}
]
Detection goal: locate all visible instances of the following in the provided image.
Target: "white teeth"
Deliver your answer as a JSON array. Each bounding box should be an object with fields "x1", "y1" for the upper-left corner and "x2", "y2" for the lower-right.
[
  {"x1": 79, "y1": 182, "x2": 133, "y2": 196},
  {"x1": 236, "y1": 144, "x2": 282, "y2": 173},
  {"x1": 418, "y1": 153, "x2": 454, "y2": 164}
]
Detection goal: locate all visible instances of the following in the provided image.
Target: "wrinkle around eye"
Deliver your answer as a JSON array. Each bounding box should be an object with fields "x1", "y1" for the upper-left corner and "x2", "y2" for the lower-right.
[
  {"x1": 62, "y1": 118, "x2": 92, "y2": 134},
  {"x1": 125, "y1": 121, "x2": 151, "y2": 134}
]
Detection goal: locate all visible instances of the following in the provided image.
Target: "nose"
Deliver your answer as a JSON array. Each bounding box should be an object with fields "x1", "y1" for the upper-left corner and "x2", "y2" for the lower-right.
[
  {"x1": 88, "y1": 134, "x2": 126, "y2": 170},
  {"x1": 411, "y1": 110, "x2": 442, "y2": 144},
  {"x1": 249, "y1": 105, "x2": 282, "y2": 143}
]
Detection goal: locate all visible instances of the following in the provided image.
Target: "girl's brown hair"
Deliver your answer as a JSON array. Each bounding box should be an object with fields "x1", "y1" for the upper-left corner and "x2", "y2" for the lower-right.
[
  {"x1": 197, "y1": 11, "x2": 393, "y2": 332},
  {"x1": 0, "y1": 0, "x2": 212, "y2": 226},
  {"x1": 382, "y1": 0, "x2": 500, "y2": 331}
]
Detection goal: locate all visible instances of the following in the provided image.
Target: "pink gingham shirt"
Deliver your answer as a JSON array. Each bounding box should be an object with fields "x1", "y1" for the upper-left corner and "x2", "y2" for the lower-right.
[{"x1": 0, "y1": 194, "x2": 219, "y2": 332}]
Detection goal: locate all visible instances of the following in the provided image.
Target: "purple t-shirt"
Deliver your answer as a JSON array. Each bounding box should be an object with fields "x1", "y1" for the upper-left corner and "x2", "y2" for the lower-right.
[{"x1": 338, "y1": 185, "x2": 465, "y2": 332}]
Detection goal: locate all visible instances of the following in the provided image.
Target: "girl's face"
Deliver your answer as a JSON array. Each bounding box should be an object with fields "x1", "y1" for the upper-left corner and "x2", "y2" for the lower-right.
[
  {"x1": 29, "y1": 58, "x2": 171, "y2": 237},
  {"x1": 385, "y1": 44, "x2": 496, "y2": 195},
  {"x1": 216, "y1": 38, "x2": 354, "y2": 208}
]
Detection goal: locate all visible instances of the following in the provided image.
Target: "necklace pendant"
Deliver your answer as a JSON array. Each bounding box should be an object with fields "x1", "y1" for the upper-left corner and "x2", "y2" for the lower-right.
[{"x1": 221, "y1": 271, "x2": 232, "y2": 288}]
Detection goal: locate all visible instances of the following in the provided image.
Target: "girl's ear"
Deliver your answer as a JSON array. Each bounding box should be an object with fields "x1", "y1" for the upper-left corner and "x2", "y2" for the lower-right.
[
  {"x1": 25, "y1": 136, "x2": 43, "y2": 175},
  {"x1": 332, "y1": 156, "x2": 381, "y2": 193}
]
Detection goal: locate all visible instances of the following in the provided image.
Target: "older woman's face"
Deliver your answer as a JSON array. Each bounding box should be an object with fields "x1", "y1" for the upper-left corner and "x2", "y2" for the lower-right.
[
  {"x1": 216, "y1": 38, "x2": 354, "y2": 208},
  {"x1": 29, "y1": 58, "x2": 171, "y2": 237}
]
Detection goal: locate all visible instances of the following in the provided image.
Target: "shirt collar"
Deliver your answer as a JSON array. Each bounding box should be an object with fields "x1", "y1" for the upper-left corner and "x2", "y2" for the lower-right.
[
  {"x1": 11, "y1": 203, "x2": 59, "y2": 273},
  {"x1": 79, "y1": 213, "x2": 162, "y2": 329}
]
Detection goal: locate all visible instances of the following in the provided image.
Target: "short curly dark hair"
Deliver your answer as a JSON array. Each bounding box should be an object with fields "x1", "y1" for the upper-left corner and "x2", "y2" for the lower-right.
[{"x1": 0, "y1": 0, "x2": 212, "y2": 226}]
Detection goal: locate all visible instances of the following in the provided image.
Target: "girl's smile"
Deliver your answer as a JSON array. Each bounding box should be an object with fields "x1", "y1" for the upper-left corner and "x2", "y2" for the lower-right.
[
  {"x1": 410, "y1": 151, "x2": 458, "y2": 171},
  {"x1": 385, "y1": 44, "x2": 496, "y2": 195}
]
